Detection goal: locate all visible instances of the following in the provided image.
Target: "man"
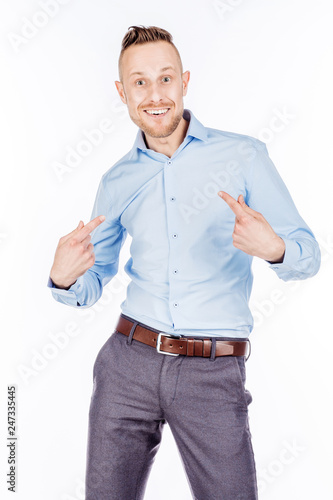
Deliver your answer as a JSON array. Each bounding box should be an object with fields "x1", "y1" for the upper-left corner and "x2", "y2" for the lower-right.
[{"x1": 47, "y1": 25, "x2": 320, "y2": 500}]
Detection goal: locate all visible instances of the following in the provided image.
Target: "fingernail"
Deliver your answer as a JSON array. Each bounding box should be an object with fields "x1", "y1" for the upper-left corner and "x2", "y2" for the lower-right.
[{"x1": 99, "y1": 215, "x2": 106, "y2": 221}]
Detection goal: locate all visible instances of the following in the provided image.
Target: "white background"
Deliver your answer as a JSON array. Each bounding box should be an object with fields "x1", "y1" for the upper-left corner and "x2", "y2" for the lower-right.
[{"x1": 1, "y1": 0, "x2": 332, "y2": 499}]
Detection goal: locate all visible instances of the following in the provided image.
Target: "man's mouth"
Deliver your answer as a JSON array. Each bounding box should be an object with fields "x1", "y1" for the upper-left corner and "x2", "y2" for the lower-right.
[{"x1": 143, "y1": 108, "x2": 170, "y2": 117}]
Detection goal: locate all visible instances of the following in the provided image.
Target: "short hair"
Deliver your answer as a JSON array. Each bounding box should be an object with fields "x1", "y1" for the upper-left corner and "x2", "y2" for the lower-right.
[{"x1": 118, "y1": 25, "x2": 183, "y2": 82}]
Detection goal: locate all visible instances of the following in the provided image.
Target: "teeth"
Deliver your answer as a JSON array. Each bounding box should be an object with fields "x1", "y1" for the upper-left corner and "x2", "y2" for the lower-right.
[{"x1": 145, "y1": 108, "x2": 168, "y2": 115}]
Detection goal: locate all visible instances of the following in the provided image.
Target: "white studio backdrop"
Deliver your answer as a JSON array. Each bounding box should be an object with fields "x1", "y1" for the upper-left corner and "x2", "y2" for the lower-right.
[{"x1": 0, "y1": 0, "x2": 332, "y2": 499}]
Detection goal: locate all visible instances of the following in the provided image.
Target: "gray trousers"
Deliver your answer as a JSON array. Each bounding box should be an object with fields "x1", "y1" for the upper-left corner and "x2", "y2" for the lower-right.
[{"x1": 85, "y1": 320, "x2": 258, "y2": 500}]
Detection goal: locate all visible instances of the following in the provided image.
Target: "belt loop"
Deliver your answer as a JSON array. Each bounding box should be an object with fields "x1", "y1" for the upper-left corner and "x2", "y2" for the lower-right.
[
  {"x1": 127, "y1": 321, "x2": 138, "y2": 345},
  {"x1": 209, "y1": 338, "x2": 216, "y2": 362}
]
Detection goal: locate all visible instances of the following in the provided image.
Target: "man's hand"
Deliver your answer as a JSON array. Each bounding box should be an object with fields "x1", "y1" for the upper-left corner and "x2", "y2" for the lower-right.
[
  {"x1": 50, "y1": 215, "x2": 106, "y2": 289},
  {"x1": 218, "y1": 191, "x2": 285, "y2": 263}
]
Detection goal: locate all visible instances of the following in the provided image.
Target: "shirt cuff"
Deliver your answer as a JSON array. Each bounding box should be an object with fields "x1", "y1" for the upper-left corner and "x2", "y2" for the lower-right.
[
  {"x1": 47, "y1": 276, "x2": 83, "y2": 306},
  {"x1": 267, "y1": 238, "x2": 300, "y2": 273}
]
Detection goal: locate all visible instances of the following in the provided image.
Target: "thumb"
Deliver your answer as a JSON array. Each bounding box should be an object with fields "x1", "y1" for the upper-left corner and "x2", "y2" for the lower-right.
[
  {"x1": 238, "y1": 194, "x2": 246, "y2": 207},
  {"x1": 237, "y1": 195, "x2": 259, "y2": 217}
]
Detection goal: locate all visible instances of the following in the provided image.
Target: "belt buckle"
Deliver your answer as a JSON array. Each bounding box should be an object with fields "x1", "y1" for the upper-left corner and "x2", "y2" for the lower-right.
[{"x1": 156, "y1": 332, "x2": 180, "y2": 356}]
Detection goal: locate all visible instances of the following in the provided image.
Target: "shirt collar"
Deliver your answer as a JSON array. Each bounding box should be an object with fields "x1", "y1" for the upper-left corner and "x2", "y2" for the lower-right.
[{"x1": 133, "y1": 108, "x2": 208, "y2": 152}]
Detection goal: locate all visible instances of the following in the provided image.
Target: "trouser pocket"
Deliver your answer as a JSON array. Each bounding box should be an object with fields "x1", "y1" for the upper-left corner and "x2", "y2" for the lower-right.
[{"x1": 232, "y1": 356, "x2": 253, "y2": 407}]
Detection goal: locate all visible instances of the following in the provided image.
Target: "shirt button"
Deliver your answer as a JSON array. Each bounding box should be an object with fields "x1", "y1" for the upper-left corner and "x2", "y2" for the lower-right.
[
  {"x1": 170, "y1": 196, "x2": 176, "y2": 202},
  {"x1": 173, "y1": 269, "x2": 179, "y2": 274},
  {"x1": 172, "y1": 233, "x2": 178, "y2": 239},
  {"x1": 167, "y1": 160, "x2": 172, "y2": 165},
  {"x1": 173, "y1": 302, "x2": 179, "y2": 307}
]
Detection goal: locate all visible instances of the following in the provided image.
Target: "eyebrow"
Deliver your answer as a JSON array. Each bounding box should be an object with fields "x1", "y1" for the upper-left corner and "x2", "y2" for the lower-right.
[{"x1": 129, "y1": 66, "x2": 176, "y2": 78}]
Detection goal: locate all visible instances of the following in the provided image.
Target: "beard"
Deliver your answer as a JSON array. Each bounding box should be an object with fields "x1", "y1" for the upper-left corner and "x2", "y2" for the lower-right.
[{"x1": 130, "y1": 105, "x2": 184, "y2": 139}]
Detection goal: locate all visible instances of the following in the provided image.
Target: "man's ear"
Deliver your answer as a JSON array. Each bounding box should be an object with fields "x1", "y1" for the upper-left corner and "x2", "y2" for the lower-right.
[
  {"x1": 182, "y1": 70, "x2": 190, "y2": 96},
  {"x1": 115, "y1": 81, "x2": 127, "y2": 105}
]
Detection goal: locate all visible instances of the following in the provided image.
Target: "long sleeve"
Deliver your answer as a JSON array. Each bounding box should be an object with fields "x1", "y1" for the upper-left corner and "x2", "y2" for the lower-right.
[
  {"x1": 246, "y1": 141, "x2": 321, "y2": 281},
  {"x1": 47, "y1": 174, "x2": 127, "y2": 308}
]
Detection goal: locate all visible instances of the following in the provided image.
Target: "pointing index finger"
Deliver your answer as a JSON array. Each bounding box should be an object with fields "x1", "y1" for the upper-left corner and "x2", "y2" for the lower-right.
[
  {"x1": 218, "y1": 191, "x2": 244, "y2": 218},
  {"x1": 77, "y1": 215, "x2": 106, "y2": 241}
]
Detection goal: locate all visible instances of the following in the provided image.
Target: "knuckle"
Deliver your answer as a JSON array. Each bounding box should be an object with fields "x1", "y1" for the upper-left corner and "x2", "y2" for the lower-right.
[
  {"x1": 77, "y1": 244, "x2": 85, "y2": 254},
  {"x1": 69, "y1": 238, "x2": 77, "y2": 247},
  {"x1": 85, "y1": 245, "x2": 94, "y2": 256}
]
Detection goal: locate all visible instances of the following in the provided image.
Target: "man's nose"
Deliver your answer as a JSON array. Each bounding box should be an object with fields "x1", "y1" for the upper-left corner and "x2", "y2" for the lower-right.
[{"x1": 148, "y1": 82, "x2": 165, "y2": 102}]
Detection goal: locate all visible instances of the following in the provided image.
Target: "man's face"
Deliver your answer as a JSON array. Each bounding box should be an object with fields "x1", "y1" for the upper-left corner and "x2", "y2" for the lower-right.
[{"x1": 115, "y1": 41, "x2": 190, "y2": 139}]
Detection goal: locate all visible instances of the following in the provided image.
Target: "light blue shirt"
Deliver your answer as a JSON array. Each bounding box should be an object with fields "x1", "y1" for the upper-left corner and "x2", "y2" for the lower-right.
[{"x1": 47, "y1": 108, "x2": 320, "y2": 338}]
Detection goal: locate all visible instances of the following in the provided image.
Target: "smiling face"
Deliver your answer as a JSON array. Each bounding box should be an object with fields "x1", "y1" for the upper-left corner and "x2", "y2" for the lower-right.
[{"x1": 115, "y1": 41, "x2": 190, "y2": 140}]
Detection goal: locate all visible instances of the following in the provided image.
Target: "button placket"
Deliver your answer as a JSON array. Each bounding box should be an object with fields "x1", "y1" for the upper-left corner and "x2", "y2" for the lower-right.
[{"x1": 163, "y1": 159, "x2": 181, "y2": 320}]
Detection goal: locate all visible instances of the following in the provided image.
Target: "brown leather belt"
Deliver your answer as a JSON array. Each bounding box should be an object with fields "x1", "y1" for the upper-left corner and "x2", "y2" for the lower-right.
[{"x1": 115, "y1": 315, "x2": 250, "y2": 358}]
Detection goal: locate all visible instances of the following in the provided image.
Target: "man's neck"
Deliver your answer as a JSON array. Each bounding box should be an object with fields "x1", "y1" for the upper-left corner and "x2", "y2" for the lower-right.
[{"x1": 143, "y1": 117, "x2": 190, "y2": 158}]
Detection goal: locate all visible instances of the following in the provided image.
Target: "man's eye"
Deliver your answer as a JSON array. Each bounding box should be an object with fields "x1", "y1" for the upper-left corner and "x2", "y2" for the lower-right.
[
  {"x1": 163, "y1": 77, "x2": 171, "y2": 82},
  {"x1": 136, "y1": 80, "x2": 145, "y2": 85}
]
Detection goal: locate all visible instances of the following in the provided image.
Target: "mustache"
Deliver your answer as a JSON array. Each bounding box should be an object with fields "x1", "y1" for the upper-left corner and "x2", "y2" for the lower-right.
[{"x1": 141, "y1": 105, "x2": 171, "y2": 110}]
